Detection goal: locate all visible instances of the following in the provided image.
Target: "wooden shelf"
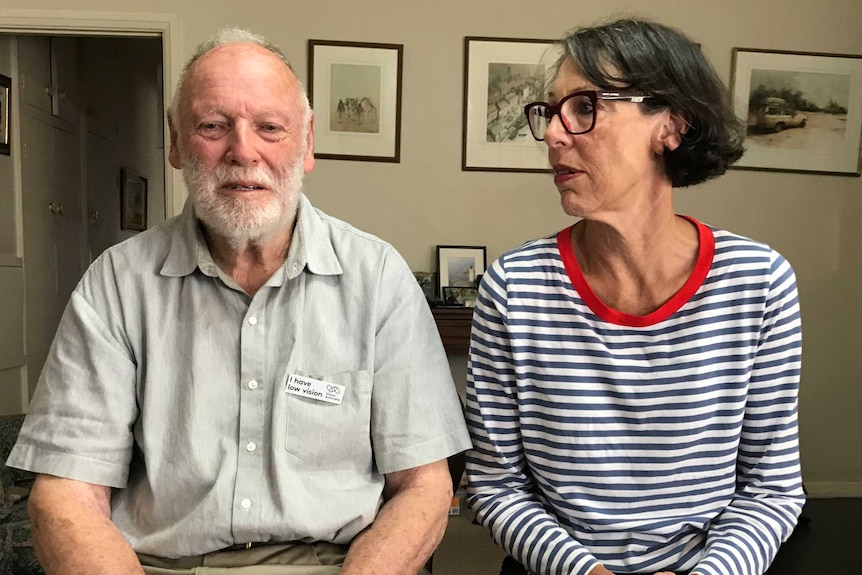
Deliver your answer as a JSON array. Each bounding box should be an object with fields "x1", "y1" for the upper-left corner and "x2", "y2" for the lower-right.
[{"x1": 431, "y1": 307, "x2": 474, "y2": 355}]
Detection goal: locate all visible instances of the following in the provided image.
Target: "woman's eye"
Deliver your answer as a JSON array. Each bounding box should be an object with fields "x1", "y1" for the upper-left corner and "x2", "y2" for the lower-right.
[{"x1": 575, "y1": 101, "x2": 594, "y2": 115}]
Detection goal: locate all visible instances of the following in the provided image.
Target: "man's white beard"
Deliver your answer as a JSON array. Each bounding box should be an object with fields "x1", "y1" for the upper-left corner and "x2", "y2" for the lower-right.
[{"x1": 182, "y1": 150, "x2": 306, "y2": 248}]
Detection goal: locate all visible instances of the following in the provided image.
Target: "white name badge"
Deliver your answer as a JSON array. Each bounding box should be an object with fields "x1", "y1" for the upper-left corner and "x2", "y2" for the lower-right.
[{"x1": 285, "y1": 374, "x2": 344, "y2": 405}]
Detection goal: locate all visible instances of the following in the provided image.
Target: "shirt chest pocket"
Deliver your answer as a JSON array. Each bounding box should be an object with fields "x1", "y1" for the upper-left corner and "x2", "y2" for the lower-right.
[{"x1": 283, "y1": 370, "x2": 372, "y2": 468}]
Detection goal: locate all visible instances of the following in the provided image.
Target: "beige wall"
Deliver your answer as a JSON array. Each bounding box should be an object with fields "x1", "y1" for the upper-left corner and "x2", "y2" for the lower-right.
[{"x1": 0, "y1": 0, "x2": 860, "y2": 494}]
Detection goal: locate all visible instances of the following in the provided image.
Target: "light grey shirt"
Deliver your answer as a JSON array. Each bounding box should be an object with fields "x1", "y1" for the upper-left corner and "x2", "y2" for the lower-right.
[{"x1": 8, "y1": 194, "x2": 470, "y2": 557}]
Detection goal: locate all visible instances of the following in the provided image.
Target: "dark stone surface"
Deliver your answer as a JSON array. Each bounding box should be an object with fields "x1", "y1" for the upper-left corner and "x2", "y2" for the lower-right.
[{"x1": 0, "y1": 414, "x2": 42, "y2": 575}]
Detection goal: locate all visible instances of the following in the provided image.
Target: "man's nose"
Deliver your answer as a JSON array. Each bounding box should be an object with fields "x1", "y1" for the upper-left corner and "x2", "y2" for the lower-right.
[{"x1": 225, "y1": 123, "x2": 260, "y2": 166}]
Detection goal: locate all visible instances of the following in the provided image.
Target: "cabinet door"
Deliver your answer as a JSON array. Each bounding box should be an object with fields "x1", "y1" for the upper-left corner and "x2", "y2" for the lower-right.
[
  {"x1": 17, "y1": 36, "x2": 52, "y2": 114},
  {"x1": 50, "y1": 37, "x2": 80, "y2": 123},
  {"x1": 21, "y1": 113, "x2": 58, "y2": 393},
  {"x1": 53, "y1": 125, "x2": 84, "y2": 301}
]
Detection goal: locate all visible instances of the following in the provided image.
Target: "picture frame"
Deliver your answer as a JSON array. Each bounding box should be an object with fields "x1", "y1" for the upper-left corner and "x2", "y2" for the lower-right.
[
  {"x1": 462, "y1": 37, "x2": 560, "y2": 173},
  {"x1": 0, "y1": 73, "x2": 10, "y2": 156},
  {"x1": 412, "y1": 271, "x2": 436, "y2": 301},
  {"x1": 308, "y1": 40, "x2": 403, "y2": 163},
  {"x1": 730, "y1": 48, "x2": 862, "y2": 176},
  {"x1": 442, "y1": 286, "x2": 479, "y2": 308},
  {"x1": 436, "y1": 245, "x2": 487, "y2": 297},
  {"x1": 120, "y1": 168, "x2": 148, "y2": 232}
]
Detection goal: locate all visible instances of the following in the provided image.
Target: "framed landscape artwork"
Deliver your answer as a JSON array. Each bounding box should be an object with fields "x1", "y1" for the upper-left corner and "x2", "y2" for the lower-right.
[
  {"x1": 730, "y1": 48, "x2": 862, "y2": 176},
  {"x1": 308, "y1": 40, "x2": 403, "y2": 162},
  {"x1": 462, "y1": 37, "x2": 560, "y2": 172},
  {"x1": 436, "y1": 245, "x2": 486, "y2": 297}
]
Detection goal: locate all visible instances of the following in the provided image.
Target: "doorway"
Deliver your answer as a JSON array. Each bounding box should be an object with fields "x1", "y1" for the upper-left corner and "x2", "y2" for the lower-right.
[{"x1": 0, "y1": 11, "x2": 180, "y2": 409}]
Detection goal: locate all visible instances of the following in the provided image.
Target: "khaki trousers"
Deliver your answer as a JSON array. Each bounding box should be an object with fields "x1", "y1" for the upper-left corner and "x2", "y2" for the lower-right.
[
  {"x1": 138, "y1": 542, "x2": 347, "y2": 575},
  {"x1": 138, "y1": 542, "x2": 433, "y2": 575}
]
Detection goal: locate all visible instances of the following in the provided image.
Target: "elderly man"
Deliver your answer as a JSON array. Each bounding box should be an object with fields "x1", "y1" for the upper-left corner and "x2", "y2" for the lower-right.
[{"x1": 7, "y1": 28, "x2": 470, "y2": 575}]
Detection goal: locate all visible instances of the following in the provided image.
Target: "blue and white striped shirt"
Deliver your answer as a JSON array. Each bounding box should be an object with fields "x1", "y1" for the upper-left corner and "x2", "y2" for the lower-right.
[{"x1": 466, "y1": 219, "x2": 804, "y2": 575}]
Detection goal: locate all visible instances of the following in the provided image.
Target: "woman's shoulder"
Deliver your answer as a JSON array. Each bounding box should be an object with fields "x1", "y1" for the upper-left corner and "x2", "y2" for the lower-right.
[
  {"x1": 495, "y1": 231, "x2": 564, "y2": 267},
  {"x1": 704, "y1": 223, "x2": 795, "y2": 278}
]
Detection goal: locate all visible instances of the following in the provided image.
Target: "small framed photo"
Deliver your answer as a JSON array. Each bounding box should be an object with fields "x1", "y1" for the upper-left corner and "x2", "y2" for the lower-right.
[
  {"x1": 412, "y1": 271, "x2": 436, "y2": 301},
  {"x1": 436, "y1": 245, "x2": 486, "y2": 296},
  {"x1": 442, "y1": 286, "x2": 479, "y2": 307},
  {"x1": 462, "y1": 37, "x2": 560, "y2": 173},
  {"x1": 120, "y1": 168, "x2": 148, "y2": 232},
  {"x1": 308, "y1": 40, "x2": 403, "y2": 163},
  {"x1": 730, "y1": 48, "x2": 862, "y2": 176},
  {"x1": 0, "y1": 73, "x2": 11, "y2": 156}
]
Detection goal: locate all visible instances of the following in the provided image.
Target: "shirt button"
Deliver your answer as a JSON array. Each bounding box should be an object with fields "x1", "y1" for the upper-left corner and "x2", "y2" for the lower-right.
[
  {"x1": 240, "y1": 498, "x2": 251, "y2": 510},
  {"x1": 248, "y1": 379, "x2": 258, "y2": 390},
  {"x1": 246, "y1": 442, "x2": 257, "y2": 452},
  {"x1": 248, "y1": 316, "x2": 258, "y2": 326}
]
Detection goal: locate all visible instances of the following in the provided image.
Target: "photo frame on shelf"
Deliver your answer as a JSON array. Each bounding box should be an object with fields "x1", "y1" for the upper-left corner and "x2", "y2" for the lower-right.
[
  {"x1": 120, "y1": 168, "x2": 148, "y2": 232},
  {"x1": 462, "y1": 37, "x2": 560, "y2": 172},
  {"x1": 308, "y1": 40, "x2": 403, "y2": 162},
  {"x1": 730, "y1": 48, "x2": 862, "y2": 176},
  {"x1": 0, "y1": 73, "x2": 10, "y2": 156},
  {"x1": 412, "y1": 271, "x2": 436, "y2": 301},
  {"x1": 436, "y1": 245, "x2": 486, "y2": 297},
  {"x1": 442, "y1": 286, "x2": 479, "y2": 308}
]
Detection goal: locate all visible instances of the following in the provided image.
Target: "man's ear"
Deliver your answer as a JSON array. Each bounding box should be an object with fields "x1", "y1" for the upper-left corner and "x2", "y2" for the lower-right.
[
  {"x1": 303, "y1": 112, "x2": 316, "y2": 174},
  {"x1": 655, "y1": 111, "x2": 689, "y2": 154},
  {"x1": 167, "y1": 112, "x2": 182, "y2": 169}
]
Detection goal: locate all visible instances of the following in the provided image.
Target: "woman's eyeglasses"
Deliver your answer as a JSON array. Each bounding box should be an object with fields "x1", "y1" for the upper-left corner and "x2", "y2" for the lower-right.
[{"x1": 524, "y1": 90, "x2": 651, "y2": 140}]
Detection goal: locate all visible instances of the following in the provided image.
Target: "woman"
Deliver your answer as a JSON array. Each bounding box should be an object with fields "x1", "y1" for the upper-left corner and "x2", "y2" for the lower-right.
[{"x1": 465, "y1": 18, "x2": 804, "y2": 575}]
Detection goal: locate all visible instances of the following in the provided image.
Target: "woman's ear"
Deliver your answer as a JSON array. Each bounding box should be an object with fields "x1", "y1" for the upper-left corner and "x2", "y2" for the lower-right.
[{"x1": 657, "y1": 112, "x2": 690, "y2": 153}]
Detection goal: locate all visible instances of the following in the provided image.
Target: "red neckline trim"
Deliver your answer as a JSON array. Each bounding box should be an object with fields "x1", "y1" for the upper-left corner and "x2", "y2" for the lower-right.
[{"x1": 557, "y1": 216, "x2": 715, "y2": 327}]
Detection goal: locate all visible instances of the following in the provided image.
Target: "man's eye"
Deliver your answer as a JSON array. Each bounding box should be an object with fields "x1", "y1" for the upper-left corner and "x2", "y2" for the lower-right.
[{"x1": 198, "y1": 123, "x2": 227, "y2": 134}]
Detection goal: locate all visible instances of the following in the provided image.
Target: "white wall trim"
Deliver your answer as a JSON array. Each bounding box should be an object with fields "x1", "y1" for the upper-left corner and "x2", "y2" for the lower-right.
[
  {"x1": 0, "y1": 255, "x2": 22, "y2": 267},
  {"x1": 0, "y1": 355, "x2": 26, "y2": 371},
  {"x1": 0, "y1": 8, "x2": 185, "y2": 217},
  {"x1": 805, "y1": 481, "x2": 862, "y2": 498}
]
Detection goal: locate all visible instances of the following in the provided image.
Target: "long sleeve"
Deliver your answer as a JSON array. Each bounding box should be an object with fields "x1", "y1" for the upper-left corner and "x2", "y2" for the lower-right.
[
  {"x1": 465, "y1": 260, "x2": 599, "y2": 575},
  {"x1": 693, "y1": 253, "x2": 805, "y2": 575}
]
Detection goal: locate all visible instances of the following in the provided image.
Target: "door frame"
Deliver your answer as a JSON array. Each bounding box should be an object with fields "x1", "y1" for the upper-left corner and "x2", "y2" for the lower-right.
[{"x1": 0, "y1": 8, "x2": 185, "y2": 218}]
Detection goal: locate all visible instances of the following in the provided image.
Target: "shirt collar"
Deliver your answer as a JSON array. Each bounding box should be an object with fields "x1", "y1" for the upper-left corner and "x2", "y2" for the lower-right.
[{"x1": 159, "y1": 194, "x2": 343, "y2": 280}]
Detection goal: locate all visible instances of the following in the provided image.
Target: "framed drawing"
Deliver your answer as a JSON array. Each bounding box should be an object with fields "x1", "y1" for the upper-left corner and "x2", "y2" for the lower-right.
[
  {"x1": 442, "y1": 286, "x2": 479, "y2": 307},
  {"x1": 0, "y1": 73, "x2": 10, "y2": 156},
  {"x1": 120, "y1": 168, "x2": 148, "y2": 232},
  {"x1": 436, "y1": 245, "x2": 486, "y2": 296},
  {"x1": 308, "y1": 40, "x2": 403, "y2": 162},
  {"x1": 730, "y1": 48, "x2": 862, "y2": 176},
  {"x1": 462, "y1": 37, "x2": 560, "y2": 172}
]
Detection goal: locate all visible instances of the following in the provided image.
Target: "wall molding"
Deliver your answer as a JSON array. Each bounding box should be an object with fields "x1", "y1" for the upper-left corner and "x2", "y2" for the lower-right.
[
  {"x1": 805, "y1": 481, "x2": 862, "y2": 498},
  {"x1": 0, "y1": 355, "x2": 26, "y2": 371},
  {"x1": 0, "y1": 255, "x2": 23, "y2": 267}
]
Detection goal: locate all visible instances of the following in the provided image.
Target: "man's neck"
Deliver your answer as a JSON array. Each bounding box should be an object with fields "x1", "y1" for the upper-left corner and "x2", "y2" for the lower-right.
[{"x1": 203, "y1": 222, "x2": 295, "y2": 297}]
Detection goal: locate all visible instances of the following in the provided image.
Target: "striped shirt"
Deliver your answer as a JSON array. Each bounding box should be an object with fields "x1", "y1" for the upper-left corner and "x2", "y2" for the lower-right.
[{"x1": 465, "y1": 219, "x2": 804, "y2": 575}]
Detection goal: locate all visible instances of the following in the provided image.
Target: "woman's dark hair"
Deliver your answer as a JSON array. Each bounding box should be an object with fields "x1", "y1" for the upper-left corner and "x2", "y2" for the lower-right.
[{"x1": 558, "y1": 18, "x2": 745, "y2": 187}]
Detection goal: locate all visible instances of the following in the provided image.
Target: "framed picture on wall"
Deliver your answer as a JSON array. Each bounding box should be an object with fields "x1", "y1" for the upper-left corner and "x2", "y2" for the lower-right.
[
  {"x1": 308, "y1": 40, "x2": 403, "y2": 162},
  {"x1": 436, "y1": 245, "x2": 486, "y2": 297},
  {"x1": 120, "y1": 168, "x2": 148, "y2": 232},
  {"x1": 730, "y1": 48, "x2": 862, "y2": 176},
  {"x1": 462, "y1": 37, "x2": 560, "y2": 172},
  {"x1": 0, "y1": 73, "x2": 11, "y2": 156}
]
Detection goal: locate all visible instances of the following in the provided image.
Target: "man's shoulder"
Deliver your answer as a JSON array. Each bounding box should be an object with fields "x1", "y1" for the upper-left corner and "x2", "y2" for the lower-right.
[
  {"x1": 86, "y1": 215, "x2": 180, "y2": 279},
  {"x1": 310, "y1": 205, "x2": 397, "y2": 257}
]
